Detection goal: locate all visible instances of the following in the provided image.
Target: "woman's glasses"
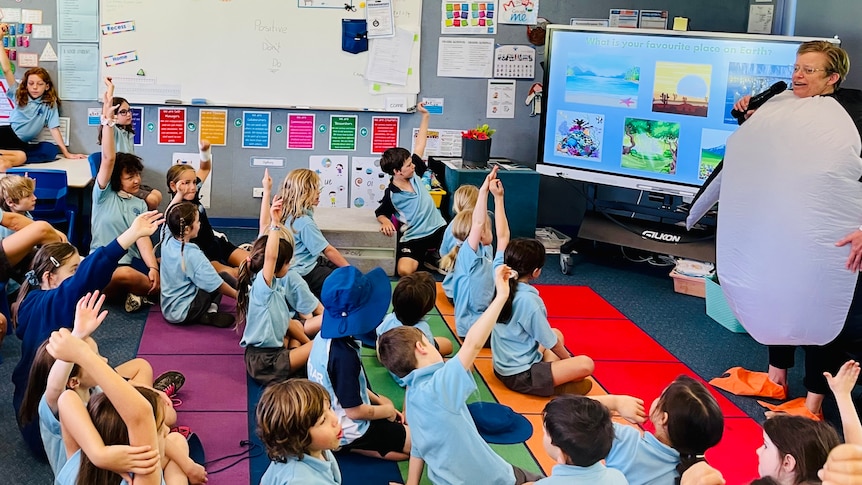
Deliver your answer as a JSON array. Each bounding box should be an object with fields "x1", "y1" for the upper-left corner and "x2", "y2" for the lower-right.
[
  {"x1": 792, "y1": 65, "x2": 828, "y2": 75},
  {"x1": 117, "y1": 109, "x2": 132, "y2": 115}
]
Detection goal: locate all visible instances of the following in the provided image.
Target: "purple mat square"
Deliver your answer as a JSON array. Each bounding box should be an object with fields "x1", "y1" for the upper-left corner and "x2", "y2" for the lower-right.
[
  {"x1": 141, "y1": 354, "x2": 247, "y2": 412},
  {"x1": 139, "y1": 307, "x2": 243, "y2": 355},
  {"x1": 175, "y1": 411, "x2": 249, "y2": 485}
]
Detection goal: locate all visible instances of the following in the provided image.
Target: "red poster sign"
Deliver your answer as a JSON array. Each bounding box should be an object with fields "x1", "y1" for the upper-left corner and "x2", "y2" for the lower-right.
[
  {"x1": 158, "y1": 108, "x2": 186, "y2": 145},
  {"x1": 371, "y1": 116, "x2": 399, "y2": 154}
]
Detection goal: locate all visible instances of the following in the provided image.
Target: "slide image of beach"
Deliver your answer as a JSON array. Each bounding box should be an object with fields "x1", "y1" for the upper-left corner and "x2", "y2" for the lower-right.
[
  {"x1": 554, "y1": 110, "x2": 605, "y2": 161},
  {"x1": 724, "y1": 62, "x2": 792, "y2": 124},
  {"x1": 652, "y1": 62, "x2": 712, "y2": 117},
  {"x1": 621, "y1": 117, "x2": 680, "y2": 175},
  {"x1": 699, "y1": 129, "x2": 733, "y2": 180},
  {"x1": 564, "y1": 54, "x2": 640, "y2": 108}
]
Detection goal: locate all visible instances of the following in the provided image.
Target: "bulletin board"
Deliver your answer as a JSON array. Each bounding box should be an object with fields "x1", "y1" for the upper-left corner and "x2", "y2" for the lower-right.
[{"x1": 97, "y1": 0, "x2": 421, "y2": 112}]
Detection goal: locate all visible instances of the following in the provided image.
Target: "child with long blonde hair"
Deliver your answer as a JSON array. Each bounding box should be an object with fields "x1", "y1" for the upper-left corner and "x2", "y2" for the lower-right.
[
  {"x1": 277, "y1": 168, "x2": 349, "y2": 297},
  {"x1": 440, "y1": 184, "x2": 479, "y2": 301}
]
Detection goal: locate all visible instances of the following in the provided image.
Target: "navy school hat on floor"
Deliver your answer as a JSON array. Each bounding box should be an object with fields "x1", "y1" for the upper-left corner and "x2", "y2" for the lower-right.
[
  {"x1": 467, "y1": 402, "x2": 533, "y2": 444},
  {"x1": 320, "y1": 266, "x2": 391, "y2": 339}
]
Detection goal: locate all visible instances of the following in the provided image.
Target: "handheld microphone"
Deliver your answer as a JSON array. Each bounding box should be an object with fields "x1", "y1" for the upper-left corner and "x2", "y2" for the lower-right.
[{"x1": 730, "y1": 81, "x2": 788, "y2": 124}]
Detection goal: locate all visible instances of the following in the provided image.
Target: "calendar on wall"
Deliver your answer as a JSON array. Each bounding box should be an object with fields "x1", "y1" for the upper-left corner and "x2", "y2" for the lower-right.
[{"x1": 493, "y1": 45, "x2": 536, "y2": 79}]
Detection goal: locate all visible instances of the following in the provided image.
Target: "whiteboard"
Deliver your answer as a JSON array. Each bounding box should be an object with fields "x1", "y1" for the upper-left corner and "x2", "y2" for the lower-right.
[{"x1": 98, "y1": 0, "x2": 421, "y2": 112}]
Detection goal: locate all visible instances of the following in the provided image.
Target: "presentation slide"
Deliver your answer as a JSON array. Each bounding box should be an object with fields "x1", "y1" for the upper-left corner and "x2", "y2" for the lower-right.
[{"x1": 542, "y1": 28, "x2": 807, "y2": 190}]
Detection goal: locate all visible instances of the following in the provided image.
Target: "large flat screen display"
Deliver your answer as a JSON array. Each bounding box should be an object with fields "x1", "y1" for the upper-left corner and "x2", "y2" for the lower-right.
[{"x1": 538, "y1": 26, "x2": 837, "y2": 197}]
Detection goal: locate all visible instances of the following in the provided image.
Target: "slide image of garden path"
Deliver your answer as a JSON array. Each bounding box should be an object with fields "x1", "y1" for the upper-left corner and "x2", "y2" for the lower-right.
[
  {"x1": 621, "y1": 117, "x2": 680, "y2": 175},
  {"x1": 699, "y1": 128, "x2": 734, "y2": 180},
  {"x1": 564, "y1": 54, "x2": 640, "y2": 108},
  {"x1": 652, "y1": 61, "x2": 712, "y2": 117},
  {"x1": 554, "y1": 110, "x2": 605, "y2": 160},
  {"x1": 723, "y1": 62, "x2": 792, "y2": 124}
]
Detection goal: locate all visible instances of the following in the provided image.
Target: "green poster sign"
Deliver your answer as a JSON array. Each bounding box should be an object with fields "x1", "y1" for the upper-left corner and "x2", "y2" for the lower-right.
[{"x1": 329, "y1": 116, "x2": 357, "y2": 151}]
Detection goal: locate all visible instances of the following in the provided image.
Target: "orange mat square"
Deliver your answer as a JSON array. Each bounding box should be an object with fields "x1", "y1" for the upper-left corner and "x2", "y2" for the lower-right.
[
  {"x1": 535, "y1": 285, "x2": 627, "y2": 319},
  {"x1": 594, "y1": 361, "x2": 748, "y2": 418},
  {"x1": 435, "y1": 282, "x2": 454, "y2": 316},
  {"x1": 524, "y1": 414, "x2": 555, "y2": 475},
  {"x1": 550, "y1": 318, "x2": 678, "y2": 363}
]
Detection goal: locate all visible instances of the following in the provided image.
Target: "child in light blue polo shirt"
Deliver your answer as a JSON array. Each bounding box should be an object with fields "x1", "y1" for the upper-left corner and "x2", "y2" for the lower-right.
[
  {"x1": 440, "y1": 184, "x2": 479, "y2": 301},
  {"x1": 378, "y1": 265, "x2": 543, "y2": 485},
  {"x1": 160, "y1": 202, "x2": 237, "y2": 328},
  {"x1": 536, "y1": 395, "x2": 631, "y2": 484},
  {"x1": 0, "y1": 174, "x2": 35, "y2": 239},
  {"x1": 376, "y1": 272, "x2": 454, "y2": 385},
  {"x1": 280, "y1": 168, "x2": 349, "y2": 298},
  {"x1": 445, "y1": 166, "x2": 509, "y2": 337},
  {"x1": 256, "y1": 379, "x2": 343, "y2": 485}
]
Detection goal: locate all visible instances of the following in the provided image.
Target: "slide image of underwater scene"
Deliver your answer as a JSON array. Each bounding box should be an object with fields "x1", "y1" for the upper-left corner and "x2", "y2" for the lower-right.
[
  {"x1": 652, "y1": 61, "x2": 712, "y2": 117},
  {"x1": 621, "y1": 117, "x2": 680, "y2": 175},
  {"x1": 699, "y1": 128, "x2": 733, "y2": 180},
  {"x1": 554, "y1": 110, "x2": 605, "y2": 161},
  {"x1": 564, "y1": 54, "x2": 640, "y2": 108},
  {"x1": 723, "y1": 62, "x2": 793, "y2": 124}
]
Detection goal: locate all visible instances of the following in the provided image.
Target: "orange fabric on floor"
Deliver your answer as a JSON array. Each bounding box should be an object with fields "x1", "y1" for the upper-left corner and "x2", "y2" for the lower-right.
[
  {"x1": 757, "y1": 397, "x2": 822, "y2": 421},
  {"x1": 710, "y1": 367, "x2": 786, "y2": 400}
]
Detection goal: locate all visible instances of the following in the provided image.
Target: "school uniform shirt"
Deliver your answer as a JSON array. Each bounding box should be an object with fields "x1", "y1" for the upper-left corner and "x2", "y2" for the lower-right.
[
  {"x1": 38, "y1": 395, "x2": 65, "y2": 477},
  {"x1": 375, "y1": 156, "x2": 445, "y2": 242},
  {"x1": 113, "y1": 125, "x2": 135, "y2": 154},
  {"x1": 285, "y1": 210, "x2": 329, "y2": 276},
  {"x1": 90, "y1": 183, "x2": 147, "y2": 264},
  {"x1": 307, "y1": 335, "x2": 371, "y2": 446},
  {"x1": 240, "y1": 272, "x2": 290, "y2": 349},
  {"x1": 6, "y1": 84, "x2": 60, "y2": 141},
  {"x1": 440, "y1": 221, "x2": 458, "y2": 298},
  {"x1": 402, "y1": 358, "x2": 516, "y2": 485},
  {"x1": 279, "y1": 268, "x2": 320, "y2": 318},
  {"x1": 0, "y1": 210, "x2": 32, "y2": 239},
  {"x1": 375, "y1": 312, "x2": 436, "y2": 386},
  {"x1": 260, "y1": 450, "x2": 342, "y2": 485},
  {"x1": 536, "y1": 463, "x2": 629, "y2": 484},
  {"x1": 491, "y1": 282, "x2": 558, "y2": 377},
  {"x1": 56, "y1": 449, "x2": 167, "y2": 485},
  {"x1": 605, "y1": 423, "x2": 680, "y2": 485},
  {"x1": 160, "y1": 237, "x2": 226, "y2": 323},
  {"x1": 452, "y1": 245, "x2": 503, "y2": 337}
]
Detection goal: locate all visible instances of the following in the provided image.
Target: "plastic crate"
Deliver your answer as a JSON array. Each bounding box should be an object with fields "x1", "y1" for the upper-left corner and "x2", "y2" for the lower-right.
[
  {"x1": 704, "y1": 273, "x2": 746, "y2": 333},
  {"x1": 429, "y1": 189, "x2": 446, "y2": 208},
  {"x1": 669, "y1": 270, "x2": 705, "y2": 298}
]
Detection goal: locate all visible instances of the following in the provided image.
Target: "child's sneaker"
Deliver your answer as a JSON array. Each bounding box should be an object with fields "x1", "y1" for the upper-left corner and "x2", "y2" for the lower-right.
[
  {"x1": 153, "y1": 370, "x2": 186, "y2": 396},
  {"x1": 200, "y1": 311, "x2": 235, "y2": 328},
  {"x1": 124, "y1": 293, "x2": 143, "y2": 313}
]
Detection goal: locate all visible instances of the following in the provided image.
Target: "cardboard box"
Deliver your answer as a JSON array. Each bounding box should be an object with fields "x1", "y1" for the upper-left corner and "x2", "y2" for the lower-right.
[
  {"x1": 669, "y1": 270, "x2": 705, "y2": 298},
  {"x1": 704, "y1": 273, "x2": 746, "y2": 333}
]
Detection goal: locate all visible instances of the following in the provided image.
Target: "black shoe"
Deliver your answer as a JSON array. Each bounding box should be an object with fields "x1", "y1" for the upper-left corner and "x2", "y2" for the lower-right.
[{"x1": 200, "y1": 311, "x2": 235, "y2": 328}]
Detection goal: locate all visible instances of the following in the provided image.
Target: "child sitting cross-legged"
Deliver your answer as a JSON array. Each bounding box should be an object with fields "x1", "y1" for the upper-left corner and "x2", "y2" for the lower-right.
[
  {"x1": 377, "y1": 265, "x2": 542, "y2": 485},
  {"x1": 307, "y1": 265, "x2": 410, "y2": 461},
  {"x1": 376, "y1": 272, "x2": 453, "y2": 386},
  {"x1": 256, "y1": 379, "x2": 343, "y2": 485}
]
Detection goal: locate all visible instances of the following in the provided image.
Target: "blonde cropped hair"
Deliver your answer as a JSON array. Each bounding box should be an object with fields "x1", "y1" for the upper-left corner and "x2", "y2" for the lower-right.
[
  {"x1": 798, "y1": 40, "x2": 850, "y2": 86},
  {"x1": 439, "y1": 210, "x2": 473, "y2": 273},
  {"x1": 256, "y1": 379, "x2": 330, "y2": 462},
  {"x1": 0, "y1": 175, "x2": 35, "y2": 211},
  {"x1": 452, "y1": 184, "x2": 479, "y2": 215},
  {"x1": 278, "y1": 169, "x2": 321, "y2": 230}
]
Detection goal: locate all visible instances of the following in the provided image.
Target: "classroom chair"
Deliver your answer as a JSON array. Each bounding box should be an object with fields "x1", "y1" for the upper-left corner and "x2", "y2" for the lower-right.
[
  {"x1": 6, "y1": 168, "x2": 77, "y2": 245},
  {"x1": 87, "y1": 152, "x2": 101, "y2": 178}
]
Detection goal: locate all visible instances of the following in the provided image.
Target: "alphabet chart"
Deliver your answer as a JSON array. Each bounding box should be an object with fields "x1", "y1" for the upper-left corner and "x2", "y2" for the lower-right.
[
  {"x1": 493, "y1": 45, "x2": 535, "y2": 79},
  {"x1": 441, "y1": 1, "x2": 497, "y2": 35}
]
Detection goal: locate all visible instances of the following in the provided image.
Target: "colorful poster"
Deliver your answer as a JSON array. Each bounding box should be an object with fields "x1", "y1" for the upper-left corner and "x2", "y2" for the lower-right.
[
  {"x1": 499, "y1": 0, "x2": 539, "y2": 25},
  {"x1": 371, "y1": 116, "x2": 399, "y2": 154},
  {"x1": 131, "y1": 107, "x2": 143, "y2": 145},
  {"x1": 158, "y1": 107, "x2": 186, "y2": 145},
  {"x1": 287, "y1": 113, "x2": 315, "y2": 150},
  {"x1": 0, "y1": 80, "x2": 13, "y2": 122},
  {"x1": 172, "y1": 152, "x2": 212, "y2": 208},
  {"x1": 242, "y1": 111, "x2": 271, "y2": 149},
  {"x1": 412, "y1": 128, "x2": 463, "y2": 157},
  {"x1": 351, "y1": 156, "x2": 388, "y2": 209},
  {"x1": 329, "y1": 115, "x2": 357, "y2": 151},
  {"x1": 553, "y1": 110, "x2": 605, "y2": 161},
  {"x1": 441, "y1": 1, "x2": 497, "y2": 35},
  {"x1": 199, "y1": 109, "x2": 227, "y2": 146},
  {"x1": 309, "y1": 155, "x2": 349, "y2": 208},
  {"x1": 493, "y1": 45, "x2": 536, "y2": 79},
  {"x1": 487, "y1": 79, "x2": 516, "y2": 118}
]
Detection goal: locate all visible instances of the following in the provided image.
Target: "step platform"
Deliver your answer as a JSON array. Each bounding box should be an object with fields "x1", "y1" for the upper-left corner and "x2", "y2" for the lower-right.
[{"x1": 314, "y1": 207, "x2": 396, "y2": 276}]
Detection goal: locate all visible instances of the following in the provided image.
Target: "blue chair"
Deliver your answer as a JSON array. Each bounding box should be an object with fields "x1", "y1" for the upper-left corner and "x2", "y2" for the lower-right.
[
  {"x1": 88, "y1": 152, "x2": 101, "y2": 178},
  {"x1": 6, "y1": 168, "x2": 77, "y2": 245}
]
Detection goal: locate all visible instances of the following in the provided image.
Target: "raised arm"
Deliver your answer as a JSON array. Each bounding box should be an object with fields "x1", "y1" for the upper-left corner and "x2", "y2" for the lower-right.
[
  {"x1": 826, "y1": 360, "x2": 862, "y2": 445},
  {"x1": 458, "y1": 265, "x2": 513, "y2": 369},
  {"x1": 467, "y1": 166, "x2": 497, "y2": 252},
  {"x1": 196, "y1": 139, "x2": 212, "y2": 183},
  {"x1": 97, "y1": 78, "x2": 118, "y2": 190},
  {"x1": 489, "y1": 177, "x2": 509, "y2": 252},
  {"x1": 259, "y1": 169, "x2": 273, "y2": 236},
  {"x1": 0, "y1": 25, "x2": 16, "y2": 87},
  {"x1": 116, "y1": 211, "x2": 164, "y2": 251},
  {"x1": 262, "y1": 196, "x2": 284, "y2": 286},
  {"x1": 412, "y1": 103, "x2": 430, "y2": 159}
]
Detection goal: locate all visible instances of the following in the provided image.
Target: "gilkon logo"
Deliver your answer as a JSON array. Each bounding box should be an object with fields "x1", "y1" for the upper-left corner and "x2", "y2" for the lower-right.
[{"x1": 641, "y1": 230, "x2": 681, "y2": 243}]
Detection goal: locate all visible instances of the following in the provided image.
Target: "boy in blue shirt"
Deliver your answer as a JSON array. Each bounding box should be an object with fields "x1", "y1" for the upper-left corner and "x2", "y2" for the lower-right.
[
  {"x1": 375, "y1": 103, "x2": 446, "y2": 276},
  {"x1": 307, "y1": 265, "x2": 410, "y2": 461},
  {"x1": 377, "y1": 265, "x2": 543, "y2": 485},
  {"x1": 536, "y1": 395, "x2": 628, "y2": 484}
]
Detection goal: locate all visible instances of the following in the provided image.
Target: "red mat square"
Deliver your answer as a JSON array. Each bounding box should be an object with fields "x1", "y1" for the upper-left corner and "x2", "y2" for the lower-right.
[
  {"x1": 534, "y1": 285, "x2": 627, "y2": 319},
  {"x1": 594, "y1": 361, "x2": 747, "y2": 418},
  {"x1": 175, "y1": 411, "x2": 249, "y2": 485},
  {"x1": 551, "y1": 318, "x2": 678, "y2": 363},
  {"x1": 140, "y1": 354, "x2": 247, "y2": 412},
  {"x1": 705, "y1": 417, "x2": 760, "y2": 483}
]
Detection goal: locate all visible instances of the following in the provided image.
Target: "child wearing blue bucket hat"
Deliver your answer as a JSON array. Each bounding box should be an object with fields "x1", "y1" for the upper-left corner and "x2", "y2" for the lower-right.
[
  {"x1": 307, "y1": 265, "x2": 411, "y2": 461},
  {"x1": 377, "y1": 265, "x2": 544, "y2": 485}
]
